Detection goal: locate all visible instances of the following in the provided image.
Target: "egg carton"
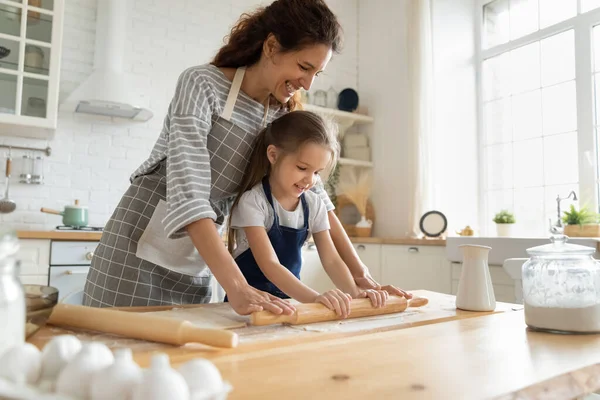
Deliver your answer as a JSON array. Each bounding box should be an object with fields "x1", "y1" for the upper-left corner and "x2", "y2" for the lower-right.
[{"x1": 0, "y1": 335, "x2": 232, "y2": 400}]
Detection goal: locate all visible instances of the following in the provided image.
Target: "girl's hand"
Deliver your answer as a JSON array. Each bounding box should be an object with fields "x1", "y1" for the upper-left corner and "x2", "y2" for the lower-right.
[
  {"x1": 227, "y1": 284, "x2": 296, "y2": 316},
  {"x1": 354, "y1": 269, "x2": 413, "y2": 299},
  {"x1": 314, "y1": 289, "x2": 352, "y2": 318},
  {"x1": 356, "y1": 288, "x2": 389, "y2": 308}
]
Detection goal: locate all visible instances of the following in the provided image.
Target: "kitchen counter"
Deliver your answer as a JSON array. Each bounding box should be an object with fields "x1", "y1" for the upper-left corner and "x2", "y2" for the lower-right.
[
  {"x1": 349, "y1": 236, "x2": 446, "y2": 246},
  {"x1": 26, "y1": 291, "x2": 600, "y2": 399},
  {"x1": 16, "y1": 230, "x2": 446, "y2": 246},
  {"x1": 16, "y1": 230, "x2": 103, "y2": 241}
]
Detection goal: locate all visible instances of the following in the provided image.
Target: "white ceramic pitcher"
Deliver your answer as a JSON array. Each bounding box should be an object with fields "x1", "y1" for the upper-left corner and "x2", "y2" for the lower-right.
[{"x1": 456, "y1": 244, "x2": 496, "y2": 312}]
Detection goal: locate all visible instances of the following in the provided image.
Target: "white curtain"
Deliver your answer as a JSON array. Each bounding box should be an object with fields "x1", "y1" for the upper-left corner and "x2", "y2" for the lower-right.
[{"x1": 407, "y1": 0, "x2": 435, "y2": 238}]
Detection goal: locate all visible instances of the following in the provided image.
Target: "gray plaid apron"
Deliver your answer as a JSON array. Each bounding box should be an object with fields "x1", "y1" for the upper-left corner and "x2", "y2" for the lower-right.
[{"x1": 83, "y1": 68, "x2": 269, "y2": 307}]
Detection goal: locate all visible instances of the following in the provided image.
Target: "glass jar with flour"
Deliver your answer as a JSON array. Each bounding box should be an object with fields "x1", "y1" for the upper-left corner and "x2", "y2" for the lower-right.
[
  {"x1": 522, "y1": 233, "x2": 600, "y2": 334},
  {"x1": 0, "y1": 228, "x2": 25, "y2": 355}
]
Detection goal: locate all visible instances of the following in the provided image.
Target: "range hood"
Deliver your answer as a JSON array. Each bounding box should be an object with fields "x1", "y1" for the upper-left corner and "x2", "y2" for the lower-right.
[{"x1": 60, "y1": 0, "x2": 153, "y2": 121}]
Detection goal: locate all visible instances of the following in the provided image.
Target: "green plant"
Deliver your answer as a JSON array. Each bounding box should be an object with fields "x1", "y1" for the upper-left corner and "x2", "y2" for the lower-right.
[
  {"x1": 562, "y1": 205, "x2": 599, "y2": 226},
  {"x1": 493, "y1": 209, "x2": 515, "y2": 224},
  {"x1": 324, "y1": 162, "x2": 341, "y2": 208}
]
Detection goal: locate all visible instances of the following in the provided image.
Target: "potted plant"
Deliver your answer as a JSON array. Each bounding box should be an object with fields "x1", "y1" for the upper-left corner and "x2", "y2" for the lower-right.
[
  {"x1": 493, "y1": 210, "x2": 515, "y2": 237},
  {"x1": 562, "y1": 205, "x2": 600, "y2": 237}
]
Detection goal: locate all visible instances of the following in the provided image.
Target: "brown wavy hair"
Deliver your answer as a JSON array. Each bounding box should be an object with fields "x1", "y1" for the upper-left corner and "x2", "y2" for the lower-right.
[
  {"x1": 227, "y1": 111, "x2": 339, "y2": 253},
  {"x1": 212, "y1": 0, "x2": 343, "y2": 111}
]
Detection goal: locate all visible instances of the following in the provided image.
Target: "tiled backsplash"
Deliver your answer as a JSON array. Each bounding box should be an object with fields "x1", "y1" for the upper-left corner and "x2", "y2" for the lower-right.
[{"x1": 0, "y1": 0, "x2": 359, "y2": 230}]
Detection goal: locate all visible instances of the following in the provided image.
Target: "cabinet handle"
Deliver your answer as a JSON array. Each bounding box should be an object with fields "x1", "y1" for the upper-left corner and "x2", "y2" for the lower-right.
[
  {"x1": 65, "y1": 270, "x2": 89, "y2": 275},
  {"x1": 408, "y1": 247, "x2": 419, "y2": 253},
  {"x1": 85, "y1": 252, "x2": 94, "y2": 261},
  {"x1": 356, "y1": 245, "x2": 366, "y2": 251},
  {"x1": 307, "y1": 243, "x2": 317, "y2": 251}
]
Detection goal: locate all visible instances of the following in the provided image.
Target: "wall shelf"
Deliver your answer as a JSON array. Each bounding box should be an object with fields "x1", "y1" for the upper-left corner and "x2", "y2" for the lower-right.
[
  {"x1": 302, "y1": 104, "x2": 374, "y2": 137},
  {"x1": 338, "y1": 158, "x2": 372, "y2": 168}
]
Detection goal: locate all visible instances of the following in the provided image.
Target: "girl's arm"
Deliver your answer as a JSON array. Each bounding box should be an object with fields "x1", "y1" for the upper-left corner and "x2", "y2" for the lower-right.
[
  {"x1": 243, "y1": 226, "x2": 321, "y2": 303},
  {"x1": 327, "y1": 211, "x2": 412, "y2": 299},
  {"x1": 313, "y1": 229, "x2": 388, "y2": 307},
  {"x1": 311, "y1": 229, "x2": 360, "y2": 296},
  {"x1": 186, "y1": 219, "x2": 295, "y2": 315}
]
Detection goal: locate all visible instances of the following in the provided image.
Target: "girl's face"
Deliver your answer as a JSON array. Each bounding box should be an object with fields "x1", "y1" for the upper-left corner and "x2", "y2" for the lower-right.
[
  {"x1": 264, "y1": 37, "x2": 333, "y2": 104},
  {"x1": 268, "y1": 142, "x2": 332, "y2": 199}
]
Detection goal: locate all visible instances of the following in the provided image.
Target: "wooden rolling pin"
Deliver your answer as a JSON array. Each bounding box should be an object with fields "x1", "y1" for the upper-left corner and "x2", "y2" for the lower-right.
[
  {"x1": 48, "y1": 304, "x2": 238, "y2": 348},
  {"x1": 251, "y1": 296, "x2": 429, "y2": 326}
]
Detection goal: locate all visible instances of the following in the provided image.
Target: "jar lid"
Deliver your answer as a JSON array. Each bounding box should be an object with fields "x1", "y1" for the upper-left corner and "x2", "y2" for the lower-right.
[
  {"x1": 0, "y1": 227, "x2": 19, "y2": 260},
  {"x1": 526, "y1": 234, "x2": 595, "y2": 256}
]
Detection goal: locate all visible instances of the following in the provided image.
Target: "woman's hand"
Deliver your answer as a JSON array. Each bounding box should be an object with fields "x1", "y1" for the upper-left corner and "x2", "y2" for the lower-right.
[
  {"x1": 355, "y1": 288, "x2": 389, "y2": 308},
  {"x1": 354, "y1": 269, "x2": 413, "y2": 299},
  {"x1": 227, "y1": 284, "x2": 296, "y2": 316},
  {"x1": 314, "y1": 289, "x2": 352, "y2": 318}
]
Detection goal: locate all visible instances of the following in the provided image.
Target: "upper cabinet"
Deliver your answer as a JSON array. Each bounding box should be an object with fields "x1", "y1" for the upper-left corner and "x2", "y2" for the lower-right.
[{"x1": 0, "y1": 0, "x2": 64, "y2": 139}]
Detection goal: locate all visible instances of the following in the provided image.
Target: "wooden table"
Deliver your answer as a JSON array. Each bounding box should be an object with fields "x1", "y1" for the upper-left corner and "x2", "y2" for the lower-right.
[
  {"x1": 211, "y1": 311, "x2": 600, "y2": 400},
  {"x1": 27, "y1": 290, "x2": 600, "y2": 399}
]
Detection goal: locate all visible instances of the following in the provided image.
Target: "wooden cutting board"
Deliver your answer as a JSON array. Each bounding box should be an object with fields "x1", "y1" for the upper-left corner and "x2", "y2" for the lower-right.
[{"x1": 28, "y1": 290, "x2": 518, "y2": 367}]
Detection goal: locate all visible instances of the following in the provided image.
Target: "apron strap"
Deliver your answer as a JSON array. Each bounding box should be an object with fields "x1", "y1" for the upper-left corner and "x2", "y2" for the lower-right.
[
  {"x1": 222, "y1": 67, "x2": 270, "y2": 127},
  {"x1": 222, "y1": 67, "x2": 246, "y2": 121},
  {"x1": 300, "y1": 193, "x2": 309, "y2": 229},
  {"x1": 261, "y1": 100, "x2": 269, "y2": 127}
]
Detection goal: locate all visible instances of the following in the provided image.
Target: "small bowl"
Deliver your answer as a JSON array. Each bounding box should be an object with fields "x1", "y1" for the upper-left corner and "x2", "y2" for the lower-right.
[
  {"x1": 24, "y1": 284, "x2": 59, "y2": 339},
  {"x1": 337, "y1": 88, "x2": 359, "y2": 112}
]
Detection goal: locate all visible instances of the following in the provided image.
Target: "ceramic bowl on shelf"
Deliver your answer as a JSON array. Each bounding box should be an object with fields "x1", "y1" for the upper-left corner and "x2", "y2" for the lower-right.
[
  {"x1": 23, "y1": 284, "x2": 59, "y2": 339},
  {"x1": 337, "y1": 88, "x2": 359, "y2": 112}
]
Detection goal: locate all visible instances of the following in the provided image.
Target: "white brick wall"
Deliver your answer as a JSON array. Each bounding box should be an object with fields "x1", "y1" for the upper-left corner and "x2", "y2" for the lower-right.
[{"x1": 0, "y1": 0, "x2": 359, "y2": 230}]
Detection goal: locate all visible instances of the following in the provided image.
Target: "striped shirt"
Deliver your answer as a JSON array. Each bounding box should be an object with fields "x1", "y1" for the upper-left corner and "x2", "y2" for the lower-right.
[{"x1": 131, "y1": 64, "x2": 334, "y2": 239}]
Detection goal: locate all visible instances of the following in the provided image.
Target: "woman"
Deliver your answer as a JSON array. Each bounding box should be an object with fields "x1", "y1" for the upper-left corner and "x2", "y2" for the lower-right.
[{"x1": 83, "y1": 0, "x2": 411, "y2": 315}]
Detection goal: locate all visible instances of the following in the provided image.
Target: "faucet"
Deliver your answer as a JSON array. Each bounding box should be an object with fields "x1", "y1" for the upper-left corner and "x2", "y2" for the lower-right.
[{"x1": 554, "y1": 191, "x2": 578, "y2": 230}]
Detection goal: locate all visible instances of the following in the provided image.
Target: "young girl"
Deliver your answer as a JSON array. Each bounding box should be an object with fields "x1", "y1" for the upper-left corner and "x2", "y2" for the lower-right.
[{"x1": 227, "y1": 111, "x2": 389, "y2": 317}]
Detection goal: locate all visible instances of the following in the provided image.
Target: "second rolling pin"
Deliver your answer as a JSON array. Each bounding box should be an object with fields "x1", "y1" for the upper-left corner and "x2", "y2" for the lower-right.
[
  {"x1": 251, "y1": 296, "x2": 429, "y2": 326},
  {"x1": 47, "y1": 304, "x2": 238, "y2": 348}
]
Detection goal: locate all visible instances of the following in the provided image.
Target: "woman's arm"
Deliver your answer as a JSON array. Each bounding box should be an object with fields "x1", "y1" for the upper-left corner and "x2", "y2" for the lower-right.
[
  {"x1": 186, "y1": 219, "x2": 295, "y2": 315},
  {"x1": 243, "y1": 226, "x2": 320, "y2": 303}
]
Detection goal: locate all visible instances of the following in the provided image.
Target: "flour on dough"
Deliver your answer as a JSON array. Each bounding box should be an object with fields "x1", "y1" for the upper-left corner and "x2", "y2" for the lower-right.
[{"x1": 145, "y1": 307, "x2": 249, "y2": 330}]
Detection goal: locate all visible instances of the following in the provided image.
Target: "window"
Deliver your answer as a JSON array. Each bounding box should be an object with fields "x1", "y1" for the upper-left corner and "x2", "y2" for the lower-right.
[{"x1": 479, "y1": 0, "x2": 600, "y2": 237}]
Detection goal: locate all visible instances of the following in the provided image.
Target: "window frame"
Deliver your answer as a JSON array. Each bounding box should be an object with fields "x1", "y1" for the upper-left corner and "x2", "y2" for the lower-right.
[{"x1": 475, "y1": 0, "x2": 600, "y2": 236}]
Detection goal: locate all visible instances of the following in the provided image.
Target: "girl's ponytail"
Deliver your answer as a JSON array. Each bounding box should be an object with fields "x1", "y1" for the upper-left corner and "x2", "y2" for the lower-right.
[{"x1": 227, "y1": 125, "x2": 272, "y2": 253}]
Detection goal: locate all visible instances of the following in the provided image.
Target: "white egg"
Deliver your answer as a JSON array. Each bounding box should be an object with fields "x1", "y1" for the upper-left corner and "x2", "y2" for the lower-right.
[
  {"x1": 40, "y1": 334, "x2": 82, "y2": 381},
  {"x1": 178, "y1": 359, "x2": 224, "y2": 398},
  {"x1": 132, "y1": 353, "x2": 189, "y2": 400},
  {"x1": 0, "y1": 343, "x2": 42, "y2": 385},
  {"x1": 90, "y1": 348, "x2": 142, "y2": 400},
  {"x1": 55, "y1": 342, "x2": 114, "y2": 399}
]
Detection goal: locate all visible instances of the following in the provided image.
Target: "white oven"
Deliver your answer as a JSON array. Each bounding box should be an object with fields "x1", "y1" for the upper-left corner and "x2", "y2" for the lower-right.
[{"x1": 49, "y1": 241, "x2": 98, "y2": 304}]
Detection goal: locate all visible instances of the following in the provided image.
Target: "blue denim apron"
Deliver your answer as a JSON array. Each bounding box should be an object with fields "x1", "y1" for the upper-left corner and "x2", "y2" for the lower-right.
[{"x1": 228, "y1": 177, "x2": 309, "y2": 299}]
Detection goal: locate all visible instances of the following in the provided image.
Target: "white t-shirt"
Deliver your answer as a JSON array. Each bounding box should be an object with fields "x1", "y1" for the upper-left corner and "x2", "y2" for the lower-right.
[{"x1": 230, "y1": 183, "x2": 330, "y2": 258}]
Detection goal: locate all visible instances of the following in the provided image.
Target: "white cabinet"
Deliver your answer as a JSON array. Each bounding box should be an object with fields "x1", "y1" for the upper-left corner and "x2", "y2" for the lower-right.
[
  {"x1": 300, "y1": 242, "x2": 382, "y2": 294},
  {"x1": 450, "y1": 262, "x2": 517, "y2": 303},
  {"x1": 16, "y1": 238, "x2": 50, "y2": 285},
  {"x1": 0, "y1": 0, "x2": 65, "y2": 139},
  {"x1": 381, "y1": 245, "x2": 452, "y2": 294}
]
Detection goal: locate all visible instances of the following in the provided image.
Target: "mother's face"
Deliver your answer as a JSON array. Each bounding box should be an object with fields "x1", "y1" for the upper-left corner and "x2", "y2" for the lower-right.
[{"x1": 264, "y1": 38, "x2": 333, "y2": 104}]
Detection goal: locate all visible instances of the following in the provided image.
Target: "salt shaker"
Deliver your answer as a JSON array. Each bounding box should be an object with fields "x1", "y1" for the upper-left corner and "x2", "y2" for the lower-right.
[
  {"x1": 455, "y1": 244, "x2": 496, "y2": 312},
  {"x1": 0, "y1": 228, "x2": 25, "y2": 356}
]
